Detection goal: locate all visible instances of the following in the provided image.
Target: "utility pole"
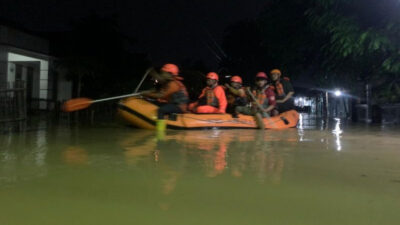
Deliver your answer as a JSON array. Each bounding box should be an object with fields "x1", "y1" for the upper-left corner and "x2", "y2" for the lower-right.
[
  {"x1": 325, "y1": 91, "x2": 329, "y2": 117},
  {"x1": 366, "y1": 83, "x2": 372, "y2": 123}
]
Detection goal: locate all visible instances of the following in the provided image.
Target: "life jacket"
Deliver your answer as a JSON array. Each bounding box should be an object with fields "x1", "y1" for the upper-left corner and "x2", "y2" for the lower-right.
[
  {"x1": 227, "y1": 87, "x2": 247, "y2": 106},
  {"x1": 252, "y1": 87, "x2": 269, "y2": 108},
  {"x1": 198, "y1": 86, "x2": 221, "y2": 108},
  {"x1": 272, "y1": 77, "x2": 290, "y2": 97},
  {"x1": 163, "y1": 80, "x2": 189, "y2": 111}
]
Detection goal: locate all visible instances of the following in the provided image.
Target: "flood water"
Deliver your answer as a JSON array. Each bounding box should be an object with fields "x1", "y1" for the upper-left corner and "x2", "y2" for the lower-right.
[{"x1": 1, "y1": 115, "x2": 400, "y2": 225}]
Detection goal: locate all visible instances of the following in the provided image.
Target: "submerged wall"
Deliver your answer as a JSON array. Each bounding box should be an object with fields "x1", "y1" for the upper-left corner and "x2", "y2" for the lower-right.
[{"x1": 380, "y1": 104, "x2": 400, "y2": 124}]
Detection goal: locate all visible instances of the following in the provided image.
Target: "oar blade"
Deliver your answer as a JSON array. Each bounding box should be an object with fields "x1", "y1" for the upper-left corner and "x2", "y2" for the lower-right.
[{"x1": 62, "y1": 98, "x2": 93, "y2": 112}]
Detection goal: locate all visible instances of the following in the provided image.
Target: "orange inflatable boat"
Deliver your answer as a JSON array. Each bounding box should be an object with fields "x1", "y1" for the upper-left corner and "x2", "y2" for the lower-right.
[{"x1": 117, "y1": 97, "x2": 299, "y2": 130}]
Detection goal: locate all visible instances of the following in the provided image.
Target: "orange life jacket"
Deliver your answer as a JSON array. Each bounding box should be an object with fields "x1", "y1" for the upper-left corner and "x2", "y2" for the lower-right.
[
  {"x1": 166, "y1": 80, "x2": 188, "y2": 103},
  {"x1": 272, "y1": 77, "x2": 290, "y2": 97},
  {"x1": 199, "y1": 86, "x2": 220, "y2": 107},
  {"x1": 252, "y1": 87, "x2": 270, "y2": 108},
  {"x1": 252, "y1": 89, "x2": 267, "y2": 105},
  {"x1": 162, "y1": 80, "x2": 189, "y2": 112}
]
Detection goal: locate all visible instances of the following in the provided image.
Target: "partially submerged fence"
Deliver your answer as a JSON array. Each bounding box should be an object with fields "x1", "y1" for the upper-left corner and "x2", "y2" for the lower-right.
[{"x1": 0, "y1": 81, "x2": 27, "y2": 123}]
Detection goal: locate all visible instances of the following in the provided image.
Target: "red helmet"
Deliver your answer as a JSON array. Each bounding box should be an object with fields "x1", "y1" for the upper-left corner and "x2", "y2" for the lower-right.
[
  {"x1": 206, "y1": 72, "x2": 219, "y2": 81},
  {"x1": 230, "y1": 75, "x2": 242, "y2": 84},
  {"x1": 270, "y1": 69, "x2": 281, "y2": 75},
  {"x1": 161, "y1": 63, "x2": 179, "y2": 75},
  {"x1": 256, "y1": 72, "x2": 268, "y2": 79}
]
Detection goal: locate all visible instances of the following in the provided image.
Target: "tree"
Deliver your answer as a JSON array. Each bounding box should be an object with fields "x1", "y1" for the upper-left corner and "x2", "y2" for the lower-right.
[
  {"x1": 221, "y1": 0, "x2": 400, "y2": 103},
  {"x1": 306, "y1": 0, "x2": 400, "y2": 103}
]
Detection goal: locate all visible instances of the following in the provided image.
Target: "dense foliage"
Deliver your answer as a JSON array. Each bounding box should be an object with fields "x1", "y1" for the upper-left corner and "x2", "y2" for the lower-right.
[{"x1": 221, "y1": 0, "x2": 400, "y2": 103}]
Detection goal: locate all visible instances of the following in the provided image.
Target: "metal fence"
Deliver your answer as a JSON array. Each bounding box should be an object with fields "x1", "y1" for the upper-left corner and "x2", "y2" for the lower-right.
[{"x1": 0, "y1": 81, "x2": 27, "y2": 123}]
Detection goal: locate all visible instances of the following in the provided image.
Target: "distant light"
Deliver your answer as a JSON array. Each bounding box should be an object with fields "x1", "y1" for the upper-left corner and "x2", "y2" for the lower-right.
[
  {"x1": 299, "y1": 97, "x2": 303, "y2": 101},
  {"x1": 334, "y1": 90, "x2": 342, "y2": 97}
]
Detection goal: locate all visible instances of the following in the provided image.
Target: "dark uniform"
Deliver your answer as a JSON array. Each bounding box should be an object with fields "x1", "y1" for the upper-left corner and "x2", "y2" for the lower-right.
[
  {"x1": 156, "y1": 79, "x2": 189, "y2": 119},
  {"x1": 226, "y1": 87, "x2": 248, "y2": 114},
  {"x1": 271, "y1": 77, "x2": 295, "y2": 113}
]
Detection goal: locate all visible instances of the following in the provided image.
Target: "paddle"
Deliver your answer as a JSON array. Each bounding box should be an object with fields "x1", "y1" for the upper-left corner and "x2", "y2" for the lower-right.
[
  {"x1": 62, "y1": 69, "x2": 154, "y2": 112},
  {"x1": 62, "y1": 92, "x2": 143, "y2": 112},
  {"x1": 246, "y1": 87, "x2": 270, "y2": 117},
  {"x1": 134, "y1": 68, "x2": 153, "y2": 93},
  {"x1": 246, "y1": 87, "x2": 289, "y2": 126},
  {"x1": 245, "y1": 87, "x2": 266, "y2": 129}
]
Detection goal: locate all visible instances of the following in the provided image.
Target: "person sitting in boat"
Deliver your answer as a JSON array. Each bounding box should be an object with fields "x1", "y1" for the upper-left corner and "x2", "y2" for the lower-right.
[
  {"x1": 236, "y1": 72, "x2": 276, "y2": 117},
  {"x1": 224, "y1": 75, "x2": 247, "y2": 118},
  {"x1": 269, "y1": 69, "x2": 295, "y2": 114},
  {"x1": 188, "y1": 72, "x2": 227, "y2": 114},
  {"x1": 141, "y1": 63, "x2": 189, "y2": 131}
]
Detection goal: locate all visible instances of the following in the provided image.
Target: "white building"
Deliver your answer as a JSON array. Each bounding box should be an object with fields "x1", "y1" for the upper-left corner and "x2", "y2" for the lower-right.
[{"x1": 0, "y1": 24, "x2": 72, "y2": 110}]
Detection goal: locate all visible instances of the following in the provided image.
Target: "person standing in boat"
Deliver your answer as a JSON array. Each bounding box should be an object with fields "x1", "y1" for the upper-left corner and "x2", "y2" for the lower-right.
[
  {"x1": 224, "y1": 75, "x2": 247, "y2": 118},
  {"x1": 269, "y1": 69, "x2": 295, "y2": 114},
  {"x1": 235, "y1": 72, "x2": 276, "y2": 127},
  {"x1": 142, "y1": 64, "x2": 189, "y2": 132},
  {"x1": 189, "y1": 72, "x2": 227, "y2": 114}
]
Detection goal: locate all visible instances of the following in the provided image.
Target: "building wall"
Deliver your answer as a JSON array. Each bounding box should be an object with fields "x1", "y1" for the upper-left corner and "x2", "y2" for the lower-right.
[
  {"x1": 6, "y1": 62, "x2": 15, "y2": 83},
  {"x1": 57, "y1": 74, "x2": 72, "y2": 101},
  {"x1": 0, "y1": 47, "x2": 7, "y2": 84},
  {"x1": 328, "y1": 96, "x2": 350, "y2": 118},
  {"x1": 0, "y1": 25, "x2": 49, "y2": 54},
  {"x1": 7, "y1": 52, "x2": 49, "y2": 109},
  {"x1": 32, "y1": 65, "x2": 40, "y2": 99},
  {"x1": 0, "y1": 24, "x2": 72, "y2": 110}
]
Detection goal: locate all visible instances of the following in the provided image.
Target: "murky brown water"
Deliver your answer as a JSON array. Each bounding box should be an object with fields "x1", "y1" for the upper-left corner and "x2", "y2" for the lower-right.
[{"x1": 1, "y1": 116, "x2": 400, "y2": 225}]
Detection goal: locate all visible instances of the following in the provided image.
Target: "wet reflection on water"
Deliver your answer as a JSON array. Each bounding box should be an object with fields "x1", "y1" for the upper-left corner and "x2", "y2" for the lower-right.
[
  {"x1": 121, "y1": 129, "x2": 294, "y2": 184},
  {"x1": 62, "y1": 146, "x2": 89, "y2": 165},
  {"x1": 332, "y1": 118, "x2": 343, "y2": 151},
  {"x1": 1, "y1": 116, "x2": 400, "y2": 225},
  {"x1": 34, "y1": 120, "x2": 48, "y2": 166}
]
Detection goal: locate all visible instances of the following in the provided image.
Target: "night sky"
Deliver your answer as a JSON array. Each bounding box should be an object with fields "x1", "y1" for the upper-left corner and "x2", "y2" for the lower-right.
[{"x1": 1, "y1": 0, "x2": 269, "y2": 68}]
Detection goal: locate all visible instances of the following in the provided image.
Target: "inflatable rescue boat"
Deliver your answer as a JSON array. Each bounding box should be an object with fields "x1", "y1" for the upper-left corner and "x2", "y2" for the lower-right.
[{"x1": 117, "y1": 97, "x2": 299, "y2": 130}]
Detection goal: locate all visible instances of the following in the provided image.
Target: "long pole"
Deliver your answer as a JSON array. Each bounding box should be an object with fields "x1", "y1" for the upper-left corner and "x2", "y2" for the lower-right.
[
  {"x1": 134, "y1": 68, "x2": 152, "y2": 93},
  {"x1": 325, "y1": 91, "x2": 329, "y2": 117},
  {"x1": 366, "y1": 83, "x2": 371, "y2": 123},
  {"x1": 91, "y1": 92, "x2": 143, "y2": 103},
  {"x1": 246, "y1": 88, "x2": 270, "y2": 118}
]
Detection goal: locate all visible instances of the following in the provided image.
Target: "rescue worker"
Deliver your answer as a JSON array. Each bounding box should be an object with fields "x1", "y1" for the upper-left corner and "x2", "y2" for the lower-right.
[
  {"x1": 189, "y1": 72, "x2": 227, "y2": 113},
  {"x1": 269, "y1": 69, "x2": 295, "y2": 114},
  {"x1": 236, "y1": 72, "x2": 276, "y2": 116},
  {"x1": 142, "y1": 64, "x2": 189, "y2": 132},
  {"x1": 224, "y1": 75, "x2": 247, "y2": 117},
  {"x1": 235, "y1": 72, "x2": 276, "y2": 128}
]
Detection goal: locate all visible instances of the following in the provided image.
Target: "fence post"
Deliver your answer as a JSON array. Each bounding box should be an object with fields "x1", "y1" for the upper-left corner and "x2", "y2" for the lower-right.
[{"x1": 0, "y1": 81, "x2": 27, "y2": 127}]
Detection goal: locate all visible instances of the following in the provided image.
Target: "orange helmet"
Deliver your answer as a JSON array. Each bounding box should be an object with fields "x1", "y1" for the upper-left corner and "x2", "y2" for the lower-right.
[
  {"x1": 230, "y1": 75, "x2": 242, "y2": 84},
  {"x1": 161, "y1": 63, "x2": 179, "y2": 75},
  {"x1": 270, "y1": 69, "x2": 281, "y2": 75},
  {"x1": 206, "y1": 72, "x2": 219, "y2": 81},
  {"x1": 256, "y1": 72, "x2": 268, "y2": 79}
]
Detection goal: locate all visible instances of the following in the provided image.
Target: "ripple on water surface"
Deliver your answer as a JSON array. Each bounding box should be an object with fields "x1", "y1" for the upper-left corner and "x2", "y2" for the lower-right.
[{"x1": 1, "y1": 120, "x2": 400, "y2": 225}]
